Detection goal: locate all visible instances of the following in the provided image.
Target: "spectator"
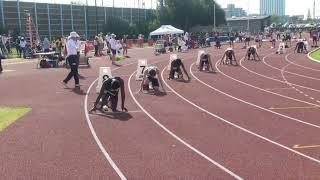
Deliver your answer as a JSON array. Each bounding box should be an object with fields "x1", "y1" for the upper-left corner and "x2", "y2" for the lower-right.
[
  {"x1": 43, "y1": 37, "x2": 50, "y2": 52},
  {"x1": 109, "y1": 33, "x2": 117, "y2": 65},
  {"x1": 5, "y1": 40, "x2": 11, "y2": 54},
  {"x1": 62, "y1": 32, "x2": 81, "y2": 90},
  {"x1": 122, "y1": 35, "x2": 128, "y2": 57},
  {"x1": 94, "y1": 36, "x2": 99, "y2": 56},
  {"x1": 0, "y1": 46, "x2": 3, "y2": 72},
  {"x1": 15, "y1": 37, "x2": 21, "y2": 57},
  {"x1": 19, "y1": 37, "x2": 27, "y2": 58}
]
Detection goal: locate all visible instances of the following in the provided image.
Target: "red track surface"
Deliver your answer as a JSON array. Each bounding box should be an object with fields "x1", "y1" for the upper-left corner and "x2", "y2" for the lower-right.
[{"x1": 1, "y1": 41, "x2": 320, "y2": 179}]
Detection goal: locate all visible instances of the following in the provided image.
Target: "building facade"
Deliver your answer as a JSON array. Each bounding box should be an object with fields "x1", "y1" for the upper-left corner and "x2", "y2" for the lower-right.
[
  {"x1": 224, "y1": 4, "x2": 247, "y2": 18},
  {"x1": 0, "y1": 0, "x2": 154, "y2": 40},
  {"x1": 260, "y1": 0, "x2": 285, "y2": 16},
  {"x1": 225, "y1": 16, "x2": 271, "y2": 33}
]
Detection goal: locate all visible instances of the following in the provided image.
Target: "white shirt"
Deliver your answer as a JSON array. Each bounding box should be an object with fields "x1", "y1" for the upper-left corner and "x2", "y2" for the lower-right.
[
  {"x1": 105, "y1": 35, "x2": 111, "y2": 43},
  {"x1": 109, "y1": 38, "x2": 117, "y2": 50},
  {"x1": 66, "y1": 39, "x2": 78, "y2": 56},
  {"x1": 76, "y1": 40, "x2": 81, "y2": 53},
  {"x1": 146, "y1": 66, "x2": 158, "y2": 74},
  {"x1": 20, "y1": 40, "x2": 26, "y2": 48},
  {"x1": 272, "y1": 33, "x2": 277, "y2": 40},
  {"x1": 0, "y1": 47, "x2": 3, "y2": 56}
]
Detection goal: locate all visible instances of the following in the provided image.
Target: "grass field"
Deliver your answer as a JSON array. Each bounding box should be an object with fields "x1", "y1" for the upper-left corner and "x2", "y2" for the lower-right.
[
  {"x1": 0, "y1": 107, "x2": 32, "y2": 132},
  {"x1": 310, "y1": 49, "x2": 320, "y2": 62}
]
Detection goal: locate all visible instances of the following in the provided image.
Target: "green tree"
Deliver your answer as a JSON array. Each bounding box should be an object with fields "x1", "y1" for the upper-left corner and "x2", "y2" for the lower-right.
[
  {"x1": 0, "y1": 26, "x2": 8, "y2": 35},
  {"x1": 158, "y1": 0, "x2": 225, "y2": 30}
]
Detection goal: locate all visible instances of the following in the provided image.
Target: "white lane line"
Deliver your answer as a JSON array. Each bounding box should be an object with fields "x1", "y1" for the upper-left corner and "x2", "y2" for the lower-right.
[
  {"x1": 187, "y1": 64, "x2": 320, "y2": 165},
  {"x1": 85, "y1": 79, "x2": 127, "y2": 180},
  {"x1": 3, "y1": 60, "x2": 38, "y2": 65},
  {"x1": 220, "y1": 57, "x2": 320, "y2": 107},
  {"x1": 1, "y1": 69, "x2": 16, "y2": 72},
  {"x1": 83, "y1": 56, "x2": 196, "y2": 179},
  {"x1": 128, "y1": 71, "x2": 243, "y2": 180},
  {"x1": 240, "y1": 55, "x2": 320, "y2": 93},
  {"x1": 83, "y1": 60, "x2": 153, "y2": 179},
  {"x1": 200, "y1": 62, "x2": 320, "y2": 128},
  {"x1": 265, "y1": 87, "x2": 294, "y2": 91},
  {"x1": 89, "y1": 110, "x2": 143, "y2": 115},
  {"x1": 280, "y1": 55, "x2": 320, "y2": 105},
  {"x1": 269, "y1": 106, "x2": 319, "y2": 110},
  {"x1": 285, "y1": 53, "x2": 320, "y2": 72},
  {"x1": 263, "y1": 53, "x2": 320, "y2": 81}
]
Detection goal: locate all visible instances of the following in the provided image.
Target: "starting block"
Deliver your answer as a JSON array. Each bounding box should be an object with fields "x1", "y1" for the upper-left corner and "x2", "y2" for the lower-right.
[
  {"x1": 96, "y1": 67, "x2": 112, "y2": 93},
  {"x1": 136, "y1": 59, "x2": 147, "y2": 81},
  {"x1": 168, "y1": 54, "x2": 178, "y2": 70},
  {"x1": 196, "y1": 50, "x2": 205, "y2": 66}
]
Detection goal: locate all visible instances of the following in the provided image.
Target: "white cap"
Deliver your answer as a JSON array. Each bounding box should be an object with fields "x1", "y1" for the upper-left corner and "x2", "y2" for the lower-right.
[{"x1": 69, "y1": 31, "x2": 79, "y2": 38}]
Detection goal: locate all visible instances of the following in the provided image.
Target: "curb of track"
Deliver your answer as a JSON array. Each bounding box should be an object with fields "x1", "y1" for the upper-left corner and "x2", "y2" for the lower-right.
[{"x1": 307, "y1": 47, "x2": 320, "y2": 63}]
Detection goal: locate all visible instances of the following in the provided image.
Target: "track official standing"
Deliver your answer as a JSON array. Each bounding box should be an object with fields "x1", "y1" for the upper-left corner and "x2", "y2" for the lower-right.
[
  {"x1": 0, "y1": 46, "x2": 3, "y2": 73},
  {"x1": 62, "y1": 32, "x2": 80, "y2": 90}
]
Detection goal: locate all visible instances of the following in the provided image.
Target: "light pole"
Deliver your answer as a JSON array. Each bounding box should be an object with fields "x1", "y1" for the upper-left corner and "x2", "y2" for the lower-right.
[
  {"x1": 213, "y1": 0, "x2": 216, "y2": 31},
  {"x1": 95, "y1": 0, "x2": 98, "y2": 35},
  {"x1": 247, "y1": 0, "x2": 250, "y2": 32}
]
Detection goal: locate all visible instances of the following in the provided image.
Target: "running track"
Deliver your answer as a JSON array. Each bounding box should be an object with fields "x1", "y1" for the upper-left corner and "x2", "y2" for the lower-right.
[{"x1": 1, "y1": 41, "x2": 320, "y2": 179}]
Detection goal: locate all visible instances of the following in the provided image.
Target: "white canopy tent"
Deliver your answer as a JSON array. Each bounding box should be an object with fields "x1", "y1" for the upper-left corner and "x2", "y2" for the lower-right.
[{"x1": 150, "y1": 25, "x2": 184, "y2": 36}]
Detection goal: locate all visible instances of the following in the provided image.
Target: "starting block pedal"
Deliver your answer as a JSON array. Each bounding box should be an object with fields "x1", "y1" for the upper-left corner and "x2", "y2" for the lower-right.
[
  {"x1": 96, "y1": 67, "x2": 112, "y2": 93},
  {"x1": 136, "y1": 59, "x2": 147, "y2": 81}
]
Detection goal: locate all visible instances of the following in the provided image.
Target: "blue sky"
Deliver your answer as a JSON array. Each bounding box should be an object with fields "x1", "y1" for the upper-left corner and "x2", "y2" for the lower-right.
[
  {"x1": 216, "y1": 0, "x2": 316, "y2": 17},
  {"x1": 21, "y1": 0, "x2": 318, "y2": 17}
]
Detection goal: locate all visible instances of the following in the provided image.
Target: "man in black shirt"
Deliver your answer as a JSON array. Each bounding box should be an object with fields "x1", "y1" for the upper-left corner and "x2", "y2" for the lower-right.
[
  {"x1": 90, "y1": 76, "x2": 127, "y2": 113},
  {"x1": 198, "y1": 53, "x2": 215, "y2": 72},
  {"x1": 246, "y1": 46, "x2": 260, "y2": 61},
  {"x1": 220, "y1": 48, "x2": 238, "y2": 66},
  {"x1": 295, "y1": 40, "x2": 305, "y2": 53},
  {"x1": 168, "y1": 58, "x2": 190, "y2": 80}
]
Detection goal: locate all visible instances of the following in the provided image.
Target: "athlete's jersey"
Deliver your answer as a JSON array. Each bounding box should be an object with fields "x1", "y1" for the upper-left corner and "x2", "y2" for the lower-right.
[
  {"x1": 225, "y1": 50, "x2": 233, "y2": 59},
  {"x1": 171, "y1": 59, "x2": 183, "y2": 70},
  {"x1": 101, "y1": 77, "x2": 123, "y2": 96},
  {"x1": 248, "y1": 47, "x2": 256, "y2": 54},
  {"x1": 145, "y1": 66, "x2": 158, "y2": 76},
  {"x1": 200, "y1": 53, "x2": 209, "y2": 62}
]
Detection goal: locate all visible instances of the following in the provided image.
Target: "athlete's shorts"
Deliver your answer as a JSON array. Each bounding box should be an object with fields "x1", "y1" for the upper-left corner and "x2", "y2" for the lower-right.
[
  {"x1": 200, "y1": 59, "x2": 209, "y2": 67},
  {"x1": 169, "y1": 66, "x2": 182, "y2": 79},
  {"x1": 313, "y1": 36, "x2": 318, "y2": 41},
  {"x1": 143, "y1": 77, "x2": 159, "y2": 91}
]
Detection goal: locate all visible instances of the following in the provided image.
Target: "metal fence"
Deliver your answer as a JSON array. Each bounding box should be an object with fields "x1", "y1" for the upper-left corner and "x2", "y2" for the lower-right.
[{"x1": 0, "y1": 0, "x2": 154, "y2": 40}]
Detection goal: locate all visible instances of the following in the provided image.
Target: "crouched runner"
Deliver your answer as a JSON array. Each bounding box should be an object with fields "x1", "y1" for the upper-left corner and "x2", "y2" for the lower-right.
[
  {"x1": 140, "y1": 66, "x2": 166, "y2": 94},
  {"x1": 168, "y1": 58, "x2": 190, "y2": 80},
  {"x1": 90, "y1": 76, "x2": 127, "y2": 113}
]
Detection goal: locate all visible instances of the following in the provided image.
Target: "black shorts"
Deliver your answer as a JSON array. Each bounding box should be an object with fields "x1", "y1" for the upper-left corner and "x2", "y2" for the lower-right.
[
  {"x1": 147, "y1": 76, "x2": 159, "y2": 87},
  {"x1": 200, "y1": 59, "x2": 209, "y2": 67},
  {"x1": 313, "y1": 36, "x2": 318, "y2": 41},
  {"x1": 245, "y1": 38, "x2": 250, "y2": 42},
  {"x1": 169, "y1": 67, "x2": 182, "y2": 79},
  {"x1": 111, "y1": 49, "x2": 117, "y2": 55}
]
